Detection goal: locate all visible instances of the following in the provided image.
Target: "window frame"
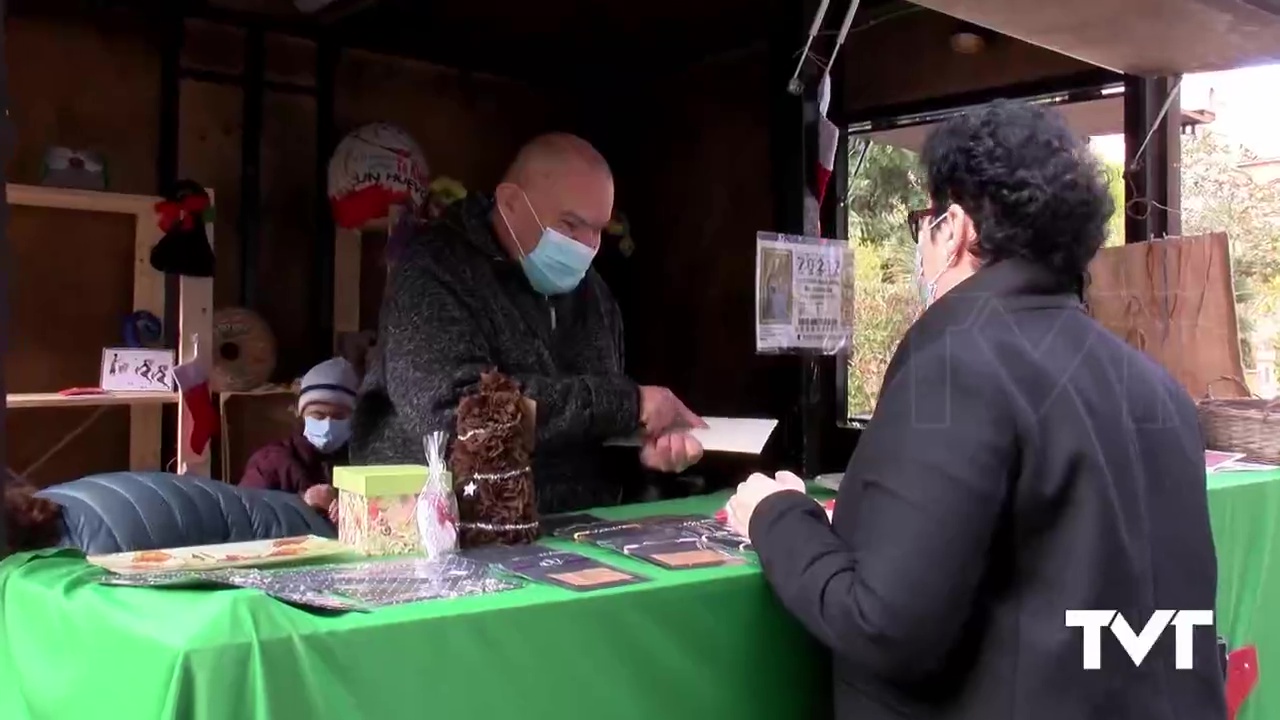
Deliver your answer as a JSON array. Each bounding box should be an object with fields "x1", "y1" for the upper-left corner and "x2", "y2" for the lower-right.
[{"x1": 834, "y1": 81, "x2": 1126, "y2": 430}]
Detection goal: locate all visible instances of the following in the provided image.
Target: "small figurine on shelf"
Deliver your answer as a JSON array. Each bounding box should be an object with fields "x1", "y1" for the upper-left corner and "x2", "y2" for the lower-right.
[
  {"x1": 40, "y1": 147, "x2": 107, "y2": 191},
  {"x1": 450, "y1": 372, "x2": 539, "y2": 547},
  {"x1": 416, "y1": 431, "x2": 459, "y2": 559}
]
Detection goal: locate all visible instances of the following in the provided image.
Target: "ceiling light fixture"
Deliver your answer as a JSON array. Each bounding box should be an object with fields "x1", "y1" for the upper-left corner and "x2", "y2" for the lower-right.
[{"x1": 950, "y1": 30, "x2": 987, "y2": 55}]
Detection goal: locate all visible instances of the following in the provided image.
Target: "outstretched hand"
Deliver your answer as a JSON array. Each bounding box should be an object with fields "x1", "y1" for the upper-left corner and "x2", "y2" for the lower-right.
[
  {"x1": 639, "y1": 386, "x2": 706, "y2": 437},
  {"x1": 639, "y1": 432, "x2": 704, "y2": 474}
]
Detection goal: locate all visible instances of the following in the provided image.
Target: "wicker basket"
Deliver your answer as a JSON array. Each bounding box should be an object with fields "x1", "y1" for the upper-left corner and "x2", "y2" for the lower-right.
[{"x1": 1197, "y1": 397, "x2": 1280, "y2": 464}]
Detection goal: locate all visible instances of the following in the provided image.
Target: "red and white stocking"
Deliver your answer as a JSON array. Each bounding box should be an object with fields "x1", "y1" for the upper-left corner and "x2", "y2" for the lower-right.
[
  {"x1": 173, "y1": 355, "x2": 219, "y2": 456},
  {"x1": 811, "y1": 73, "x2": 839, "y2": 233}
]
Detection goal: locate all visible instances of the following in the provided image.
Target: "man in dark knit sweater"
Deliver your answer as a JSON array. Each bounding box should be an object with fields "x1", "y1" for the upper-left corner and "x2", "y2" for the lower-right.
[{"x1": 351, "y1": 134, "x2": 704, "y2": 513}]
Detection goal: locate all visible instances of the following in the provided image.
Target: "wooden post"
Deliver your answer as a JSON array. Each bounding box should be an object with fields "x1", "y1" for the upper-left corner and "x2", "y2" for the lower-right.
[
  {"x1": 1123, "y1": 75, "x2": 1182, "y2": 243},
  {"x1": 333, "y1": 226, "x2": 363, "y2": 345},
  {"x1": 332, "y1": 213, "x2": 394, "y2": 350},
  {"x1": 239, "y1": 29, "x2": 265, "y2": 309},
  {"x1": 315, "y1": 39, "x2": 339, "y2": 358},
  {"x1": 177, "y1": 197, "x2": 215, "y2": 478},
  {"x1": 0, "y1": 0, "x2": 10, "y2": 556},
  {"x1": 130, "y1": 212, "x2": 166, "y2": 470}
]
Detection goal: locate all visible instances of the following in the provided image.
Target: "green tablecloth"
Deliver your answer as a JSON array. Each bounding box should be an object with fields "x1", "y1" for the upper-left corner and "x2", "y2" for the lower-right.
[
  {"x1": 0, "y1": 493, "x2": 829, "y2": 720},
  {"x1": 1208, "y1": 469, "x2": 1280, "y2": 720},
  {"x1": 3, "y1": 470, "x2": 1277, "y2": 720}
]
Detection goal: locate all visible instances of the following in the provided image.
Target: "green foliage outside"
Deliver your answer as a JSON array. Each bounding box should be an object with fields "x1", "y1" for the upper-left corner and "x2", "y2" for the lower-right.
[
  {"x1": 1179, "y1": 129, "x2": 1280, "y2": 369},
  {"x1": 1103, "y1": 161, "x2": 1126, "y2": 248},
  {"x1": 844, "y1": 140, "x2": 926, "y2": 417},
  {"x1": 845, "y1": 127, "x2": 1280, "y2": 419}
]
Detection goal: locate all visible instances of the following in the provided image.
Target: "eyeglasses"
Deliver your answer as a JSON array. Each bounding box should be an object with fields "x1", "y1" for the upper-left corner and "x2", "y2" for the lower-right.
[{"x1": 906, "y1": 208, "x2": 933, "y2": 240}]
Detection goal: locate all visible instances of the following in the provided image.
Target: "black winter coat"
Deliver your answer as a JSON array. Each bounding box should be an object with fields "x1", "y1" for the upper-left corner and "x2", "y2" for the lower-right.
[{"x1": 751, "y1": 259, "x2": 1226, "y2": 720}]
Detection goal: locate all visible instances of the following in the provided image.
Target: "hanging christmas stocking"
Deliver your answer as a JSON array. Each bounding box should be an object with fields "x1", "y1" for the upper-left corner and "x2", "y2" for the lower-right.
[
  {"x1": 808, "y1": 73, "x2": 839, "y2": 235},
  {"x1": 151, "y1": 180, "x2": 216, "y2": 277},
  {"x1": 173, "y1": 354, "x2": 219, "y2": 456}
]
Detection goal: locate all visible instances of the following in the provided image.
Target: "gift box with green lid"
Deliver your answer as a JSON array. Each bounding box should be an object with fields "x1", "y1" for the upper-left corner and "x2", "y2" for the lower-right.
[{"x1": 333, "y1": 465, "x2": 428, "y2": 556}]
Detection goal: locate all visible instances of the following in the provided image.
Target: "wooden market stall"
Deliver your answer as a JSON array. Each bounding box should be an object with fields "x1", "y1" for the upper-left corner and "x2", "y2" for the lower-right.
[
  {"x1": 4, "y1": 1, "x2": 1280, "y2": 719},
  {"x1": 4, "y1": 0, "x2": 1279, "y2": 492},
  {"x1": 0, "y1": 0, "x2": 1184, "y2": 489}
]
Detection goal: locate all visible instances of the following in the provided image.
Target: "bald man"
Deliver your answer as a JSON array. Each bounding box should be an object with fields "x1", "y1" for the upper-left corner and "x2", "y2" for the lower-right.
[{"x1": 351, "y1": 134, "x2": 705, "y2": 513}]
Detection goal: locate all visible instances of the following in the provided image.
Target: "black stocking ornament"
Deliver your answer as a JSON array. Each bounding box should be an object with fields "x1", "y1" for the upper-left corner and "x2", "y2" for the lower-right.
[{"x1": 150, "y1": 179, "x2": 215, "y2": 277}]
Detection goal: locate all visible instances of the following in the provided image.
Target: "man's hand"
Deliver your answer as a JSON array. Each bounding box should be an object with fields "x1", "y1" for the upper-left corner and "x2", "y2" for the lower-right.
[
  {"x1": 639, "y1": 386, "x2": 706, "y2": 436},
  {"x1": 639, "y1": 432, "x2": 704, "y2": 474},
  {"x1": 303, "y1": 484, "x2": 338, "y2": 511}
]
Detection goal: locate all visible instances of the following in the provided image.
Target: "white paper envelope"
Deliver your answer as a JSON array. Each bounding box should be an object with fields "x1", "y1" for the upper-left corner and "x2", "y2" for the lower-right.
[{"x1": 605, "y1": 417, "x2": 779, "y2": 455}]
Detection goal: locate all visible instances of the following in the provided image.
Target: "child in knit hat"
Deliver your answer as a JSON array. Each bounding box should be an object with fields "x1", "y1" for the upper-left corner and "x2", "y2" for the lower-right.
[{"x1": 239, "y1": 357, "x2": 359, "y2": 519}]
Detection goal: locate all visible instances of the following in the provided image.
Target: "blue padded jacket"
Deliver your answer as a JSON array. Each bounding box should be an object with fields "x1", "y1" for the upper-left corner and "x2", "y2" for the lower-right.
[{"x1": 36, "y1": 471, "x2": 336, "y2": 556}]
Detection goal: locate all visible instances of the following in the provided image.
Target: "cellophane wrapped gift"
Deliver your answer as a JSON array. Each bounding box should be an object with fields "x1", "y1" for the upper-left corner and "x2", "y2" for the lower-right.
[
  {"x1": 416, "y1": 431, "x2": 459, "y2": 559},
  {"x1": 333, "y1": 465, "x2": 427, "y2": 556},
  {"x1": 450, "y1": 372, "x2": 540, "y2": 547}
]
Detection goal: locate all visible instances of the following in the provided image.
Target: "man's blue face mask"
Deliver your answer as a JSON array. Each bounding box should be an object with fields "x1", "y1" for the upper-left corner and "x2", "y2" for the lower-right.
[{"x1": 498, "y1": 188, "x2": 596, "y2": 296}]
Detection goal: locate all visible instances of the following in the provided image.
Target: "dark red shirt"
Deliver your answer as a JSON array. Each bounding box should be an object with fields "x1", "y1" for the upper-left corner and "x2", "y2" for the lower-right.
[{"x1": 238, "y1": 434, "x2": 348, "y2": 495}]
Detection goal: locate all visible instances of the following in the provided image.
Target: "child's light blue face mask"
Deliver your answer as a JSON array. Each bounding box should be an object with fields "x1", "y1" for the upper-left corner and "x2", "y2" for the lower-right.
[{"x1": 304, "y1": 416, "x2": 351, "y2": 453}]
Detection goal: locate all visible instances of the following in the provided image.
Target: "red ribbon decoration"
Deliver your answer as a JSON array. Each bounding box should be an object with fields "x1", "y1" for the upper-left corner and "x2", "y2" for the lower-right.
[{"x1": 154, "y1": 193, "x2": 210, "y2": 233}]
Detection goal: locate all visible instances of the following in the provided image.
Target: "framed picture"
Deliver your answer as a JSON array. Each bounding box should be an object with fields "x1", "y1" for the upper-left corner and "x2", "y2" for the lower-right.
[{"x1": 100, "y1": 347, "x2": 177, "y2": 392}]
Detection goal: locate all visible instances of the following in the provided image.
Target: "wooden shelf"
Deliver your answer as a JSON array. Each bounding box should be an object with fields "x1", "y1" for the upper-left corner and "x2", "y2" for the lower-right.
[
  {"x1": 6, "y1": 182, "x2": 213, "y2": 476},
  {"x1": 7, "y1": 392, "x2": 180, "y2": 409},
  {"x1": 7, "y1": 183, "x2": 159, "y2": 215}
]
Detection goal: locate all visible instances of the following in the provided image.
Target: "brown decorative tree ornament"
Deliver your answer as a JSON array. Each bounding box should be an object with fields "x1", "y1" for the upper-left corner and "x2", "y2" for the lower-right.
[{"x1": 450, "y1": 372, "x2": 539, "y2": 547}]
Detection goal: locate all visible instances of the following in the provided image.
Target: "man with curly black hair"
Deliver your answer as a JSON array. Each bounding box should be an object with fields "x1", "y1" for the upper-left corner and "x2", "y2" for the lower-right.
[{"x1": 728, "y1": 100, "x2": 1225, "y2": 719}]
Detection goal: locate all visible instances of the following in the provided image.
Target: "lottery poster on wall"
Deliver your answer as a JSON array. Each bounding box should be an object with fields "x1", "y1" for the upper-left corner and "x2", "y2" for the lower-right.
[{"x1": 755, "y1": 232, "x2": 854, "y2": 355}]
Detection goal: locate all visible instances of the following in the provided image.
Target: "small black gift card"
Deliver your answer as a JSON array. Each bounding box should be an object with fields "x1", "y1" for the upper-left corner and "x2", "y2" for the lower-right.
[
  {"x1": 465, "y1": 543, "x2": 647, "y2": 592},
  {"x1": 620, "y1": 538, "x2": 738, "y2": 570}
]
